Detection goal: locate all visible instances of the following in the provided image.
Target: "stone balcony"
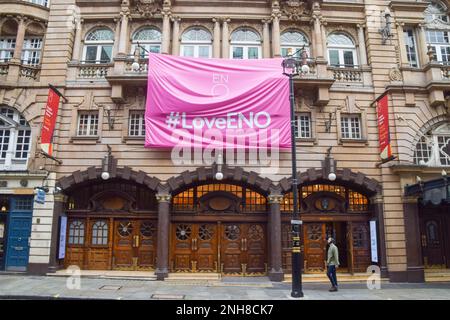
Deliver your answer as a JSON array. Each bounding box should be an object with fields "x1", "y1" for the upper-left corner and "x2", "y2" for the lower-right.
[
  {"x1": 424, "y1": 62, "x2": 450, "y2": 107},
  {"x1": 327, "y1": 65, "x2": 373, "y2": 88},
  {"x1": 0, "y1": 0, "x2": 49, "y2": 21},
  {"x1": 105, "y1": 55, "x2": 337, "y2": 105},
  {"x1": 0, "y1": 59, "x2": 41, "y2": 87}
]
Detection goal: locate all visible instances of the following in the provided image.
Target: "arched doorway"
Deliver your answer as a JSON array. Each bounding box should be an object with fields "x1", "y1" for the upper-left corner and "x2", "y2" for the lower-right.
[
  {"x1": 280, "y1": 169, "x2": 383, "y2": 274},
  {"x1": 170, "y1": 183, "x2": 269, "y2": 275},
  {"x1": 60, "y1": 172, "x2": 160, "y2": 271}
]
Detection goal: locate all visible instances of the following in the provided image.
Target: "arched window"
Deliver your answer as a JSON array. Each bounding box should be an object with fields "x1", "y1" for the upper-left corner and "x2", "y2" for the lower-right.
[
  {"x1": 91, "y1": 220, "x2": 108, "y2": 245},
  {"x1": 0, "y1": 106, "x2": 32, "y2": 171},
  {"x1": 172, "y1": 183, "x2": 267, "y2": 212},
  {"x1": 68, "y1": 220, "x2": 85, "y2": 245},
  {"x1": 281, "y1": 30, "x2": 309, "y2": 58},
  {"x1": 425, "y1": 1, "x2": 449, "y2": 23},
  {"x1": 414, "y1": 123, "x2": 450, "y2": 166},
  {"x1": 131, "y1": 27, "x2": 161, "y2": 57},
  {"x1": 327, "y1": 33, "x2": 357, "y2": 67},
  {"x1": 281, "y1": 184, "x2": 369, "y2": 212},
  {"x1": 230, "y1": 28, "x2": 261, "y2": 59},
  {"x1": 181, "y1": 27, "x2": 212, "y2": 58},
  {"x1": 426, "y1": 221, "x2": 439, "y2": 243},
  {"x1": 82, "y1": 28, "x2": 114, "y2": 64},
  {"x1": 425, "y1": 1, "x2": 450, "y2": 63}
]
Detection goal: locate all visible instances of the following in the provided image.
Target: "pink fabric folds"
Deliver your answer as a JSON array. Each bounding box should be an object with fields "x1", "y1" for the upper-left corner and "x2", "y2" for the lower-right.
[{"x1": 145, "y1": 53, "x2": 291, "y2": 149}]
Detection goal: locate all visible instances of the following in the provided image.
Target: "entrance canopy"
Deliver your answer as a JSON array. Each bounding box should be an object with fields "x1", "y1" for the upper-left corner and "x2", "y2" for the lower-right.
[{"x1": 405, "y1": 176, "x2": 450, "y2": 205}]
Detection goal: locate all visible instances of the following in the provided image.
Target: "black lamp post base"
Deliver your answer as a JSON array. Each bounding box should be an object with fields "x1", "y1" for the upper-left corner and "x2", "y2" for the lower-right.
[{"x1": 291, "y1": 290, "x2": 304, "y2": 298}]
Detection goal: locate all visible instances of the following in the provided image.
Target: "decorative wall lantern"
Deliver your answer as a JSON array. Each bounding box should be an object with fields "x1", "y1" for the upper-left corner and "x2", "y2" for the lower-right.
[{"x1": 379, "y1": 7, "x2": 393, "y2": 45}]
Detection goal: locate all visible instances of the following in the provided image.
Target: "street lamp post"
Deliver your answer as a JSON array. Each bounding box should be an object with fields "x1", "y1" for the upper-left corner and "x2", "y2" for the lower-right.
[
  {"x1": 131, "y1": 42, "x2": 149, "y2": 72},
  {"x1": 282, "y1": 47, "x2": 310, "y2": 298}
]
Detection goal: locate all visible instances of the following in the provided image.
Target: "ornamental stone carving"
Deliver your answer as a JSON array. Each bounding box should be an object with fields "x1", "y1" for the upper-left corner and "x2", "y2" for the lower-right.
[
  {"x1": 389, "y1": 67, "x2": 402, "y2": 82},
  {"x1": 280, "y1": 0, "x2": 307, "y2": 21},
  {"x1": 133, "y1": 0, "x2": 163, "y2": 17}
]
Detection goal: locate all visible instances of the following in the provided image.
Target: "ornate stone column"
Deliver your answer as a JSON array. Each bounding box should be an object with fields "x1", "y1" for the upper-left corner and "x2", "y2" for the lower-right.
[
  {"x1": 395, "y1": 22, "x2": 409, "y2": 68},
  {"x1": 213, "y1": 18, "x2": 221, "y2": 58},
  {"x1": 313, "y1": 14, "x2": 323, "y2": 59},
  {"x1": 155, "y1": 193, "x2": 171, "y2": 280},
  {"x1": 271, "y1": 13, "x2": 281, "y2": 57},
  {"x1": 161, "y1": 11, "x2": 172, "y2": 54},
  {"x1": 222, "y1": 18, "x2": 230, "y2": 59},
  {"x1": 118, "y1": 9, "x2": 130, "y2": 56},
  {"x1": 71, "y1": 18, "x2": 83, "y2": 62},
  {"x1": 113, "y1": 18, "x2": 121, "y2": 57},
  {"x1": 171, "y1": 16, "x2": 181, "y2": 56},
  {"x1": 357, "y1": 24, "x2": 368, "y2": 66},
  {"x1": 418, "y1": 24, "x2": 430, "y2": 65},
  {"x1": 370, "y1": 195, "x2": 388, "y2": 278},
  {"x1": 12, "y1": 17, "x2": 27, "y2": 61},
  {"x1": 262, "y1": 19, "x2": 271, "y2": 58},
  {"x1": 402, "y1": 195, "x2": 425, "y2": 282},
  {"x1": 267, "y1": 193, "x2": 284, "y2": 281}
]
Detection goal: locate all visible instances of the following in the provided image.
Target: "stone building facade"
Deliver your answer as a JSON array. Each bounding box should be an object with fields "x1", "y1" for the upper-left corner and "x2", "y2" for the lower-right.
[{"x1": 1, "y1": 0, "x2": 449, "y2": 282}]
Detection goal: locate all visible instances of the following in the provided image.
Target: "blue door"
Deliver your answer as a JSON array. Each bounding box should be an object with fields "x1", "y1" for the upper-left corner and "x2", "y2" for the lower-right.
[{"x1": 5, "y1": 197, "x2": 33, "y2": 271}]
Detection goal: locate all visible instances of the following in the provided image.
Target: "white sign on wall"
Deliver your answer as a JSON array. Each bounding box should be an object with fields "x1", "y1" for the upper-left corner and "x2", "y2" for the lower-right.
[
  {"x1": 58, "y1": 216, "x2": 67, "y2": 260},
  {"x1": 370, "y1": 220, "x2": 378, "y2": 263}
]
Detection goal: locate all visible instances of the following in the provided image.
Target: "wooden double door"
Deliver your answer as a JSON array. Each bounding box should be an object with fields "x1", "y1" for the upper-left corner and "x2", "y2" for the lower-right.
[
  {"x1": 282, "y1": 221, "x2": 371, "y2": 273},
  {"x1": 171, "y1": 222, "x2": 267, "y2": 275},
  {"x1": 420, "y1": 210, "x2": 450, "y2": 268},
  {"x1": 112, "y1": 219, "x2": 157, "y2": 270}
]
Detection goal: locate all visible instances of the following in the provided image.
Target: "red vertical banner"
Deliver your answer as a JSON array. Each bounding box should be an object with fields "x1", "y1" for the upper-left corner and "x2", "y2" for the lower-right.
[
  {"x1": 376, "y1": 94, "x2": 392, "y2": 161},
  {"x1": 40, "y1": 86, "x2": 61, "y2": 156}
]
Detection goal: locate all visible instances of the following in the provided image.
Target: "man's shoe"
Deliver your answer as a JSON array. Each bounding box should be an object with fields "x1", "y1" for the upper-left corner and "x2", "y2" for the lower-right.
[{"x1": 329, "y1": 286, "x2": 338, "y2": 292}]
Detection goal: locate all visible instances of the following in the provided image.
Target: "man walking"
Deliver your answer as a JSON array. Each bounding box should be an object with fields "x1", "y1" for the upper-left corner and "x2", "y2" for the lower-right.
[{"x1": 326, "y1": 237, "x2": 339, "y2": 292}]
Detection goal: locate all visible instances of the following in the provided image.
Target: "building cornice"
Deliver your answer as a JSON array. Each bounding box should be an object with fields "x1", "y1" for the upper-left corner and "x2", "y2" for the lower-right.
[{"x1": 390, "y1": 0, "x2": 429, "y2": 13}]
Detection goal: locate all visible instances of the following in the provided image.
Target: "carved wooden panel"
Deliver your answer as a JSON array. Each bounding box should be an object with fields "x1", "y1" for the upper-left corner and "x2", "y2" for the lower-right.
[
  {"x1": 303, "y1": 223, "x2": 326, "y2": 272},
  {"x1": 352, "y1": 222, "x2": 371, "y2": 272}
]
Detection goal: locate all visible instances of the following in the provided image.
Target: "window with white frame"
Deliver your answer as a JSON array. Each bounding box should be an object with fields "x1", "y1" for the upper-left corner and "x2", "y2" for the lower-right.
[
  {"x1": 404, "y1": 28, "x2": 419, "y2": 67},
  {"x1": 0, "y1": 38, "x2": 16, "y2": 63},
  {"x1": 294, "y1": 113, "x2": 312, "y2": 139},
  {"x1": 425, "y1": 1, "x2": 449, "y2": 23},
  {"x1": 21, "y1": 38, "x2": 43, "y2": 66},
  {"x1": 129, "y1": 111, "x2": 145, "y2": 137},
  {"x1": 26, "y1": 0, "x2": 49, "y2": 7},
  {"x1": 327, "y1": 33, "x2": 358, "y2": 67},
  {"x1": 281, "y1": 31, "x2": 309, "y2": 58},
  {"x1": 181, "y1": 28, "x2": 212, "y2": 58},
  {"x1": 230, "y1": 28, "x2": 261, "y2": 59},
  {"x1": 82, "y1": 28, "x2": 114, "y2": 64},
  {"x1": 340, "y1": 114, "x2": 362, "y2": 139},
  {"x1": 77, "y1": 112, "x2": 99, "y2": 136},
  {"x1": 425, "y1": 2, "x2": 450, "y2": 64},
  {"x1": 131, "y1": 27, "x2": 161, "y2": 57},
  {"x1": 0, "y1": 106, "x2": 32, "y2": 171},
  {"x1": 414, "y1": 123, "x2": 450, "y2": 166}
]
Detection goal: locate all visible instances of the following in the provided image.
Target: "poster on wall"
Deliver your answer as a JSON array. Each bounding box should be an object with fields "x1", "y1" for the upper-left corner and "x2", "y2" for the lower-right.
[
  {"x1": 58, "y1": 216, "x2": 67, "y2": 260},
  {"x1": 370, "y1": 220, "x2": 378, "y2": 263},
  {"x1": 376, "y1": 94, "x2": 394, "y2": 163},
  {"x1": 40, "y1": 85, "x2": 63, "y2": 157},
  {"x1": 144, "y1": 53, "x2": 290, "y2": 150}
]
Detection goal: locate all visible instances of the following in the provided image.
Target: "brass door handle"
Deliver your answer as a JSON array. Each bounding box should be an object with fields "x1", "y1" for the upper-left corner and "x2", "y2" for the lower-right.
[
  {"x1": 244, "y1": 238, "x2": 248, "y2": 251},
  {"x1": 241, "y1": 238, "x2": 245, "y2": 251},
  {"x1": 133, "y1": 235, "x2": 140, "y2": 248},
  {"x1": 192, "y1": 238, "x2": 198, "y2": 251}
]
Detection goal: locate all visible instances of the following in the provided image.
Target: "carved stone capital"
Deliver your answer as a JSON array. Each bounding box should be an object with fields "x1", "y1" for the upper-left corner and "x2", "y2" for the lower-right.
[
  {"x1": 268, "y1": 194, "x2": 284, "y2": 204},
  {"x1": 156, "y1": 194, "x2": 172, "y2": 203}
]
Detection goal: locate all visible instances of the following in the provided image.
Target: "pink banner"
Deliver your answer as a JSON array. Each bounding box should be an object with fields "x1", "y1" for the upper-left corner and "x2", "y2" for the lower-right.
[{"x1": 145, "y1": 53, "x2": 290, "y2": 149}]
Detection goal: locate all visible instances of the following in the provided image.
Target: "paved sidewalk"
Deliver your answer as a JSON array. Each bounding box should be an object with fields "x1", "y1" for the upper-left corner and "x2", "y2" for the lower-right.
[{"x1": 0, "y1": 275, "x2": 449, "y2": 300}]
